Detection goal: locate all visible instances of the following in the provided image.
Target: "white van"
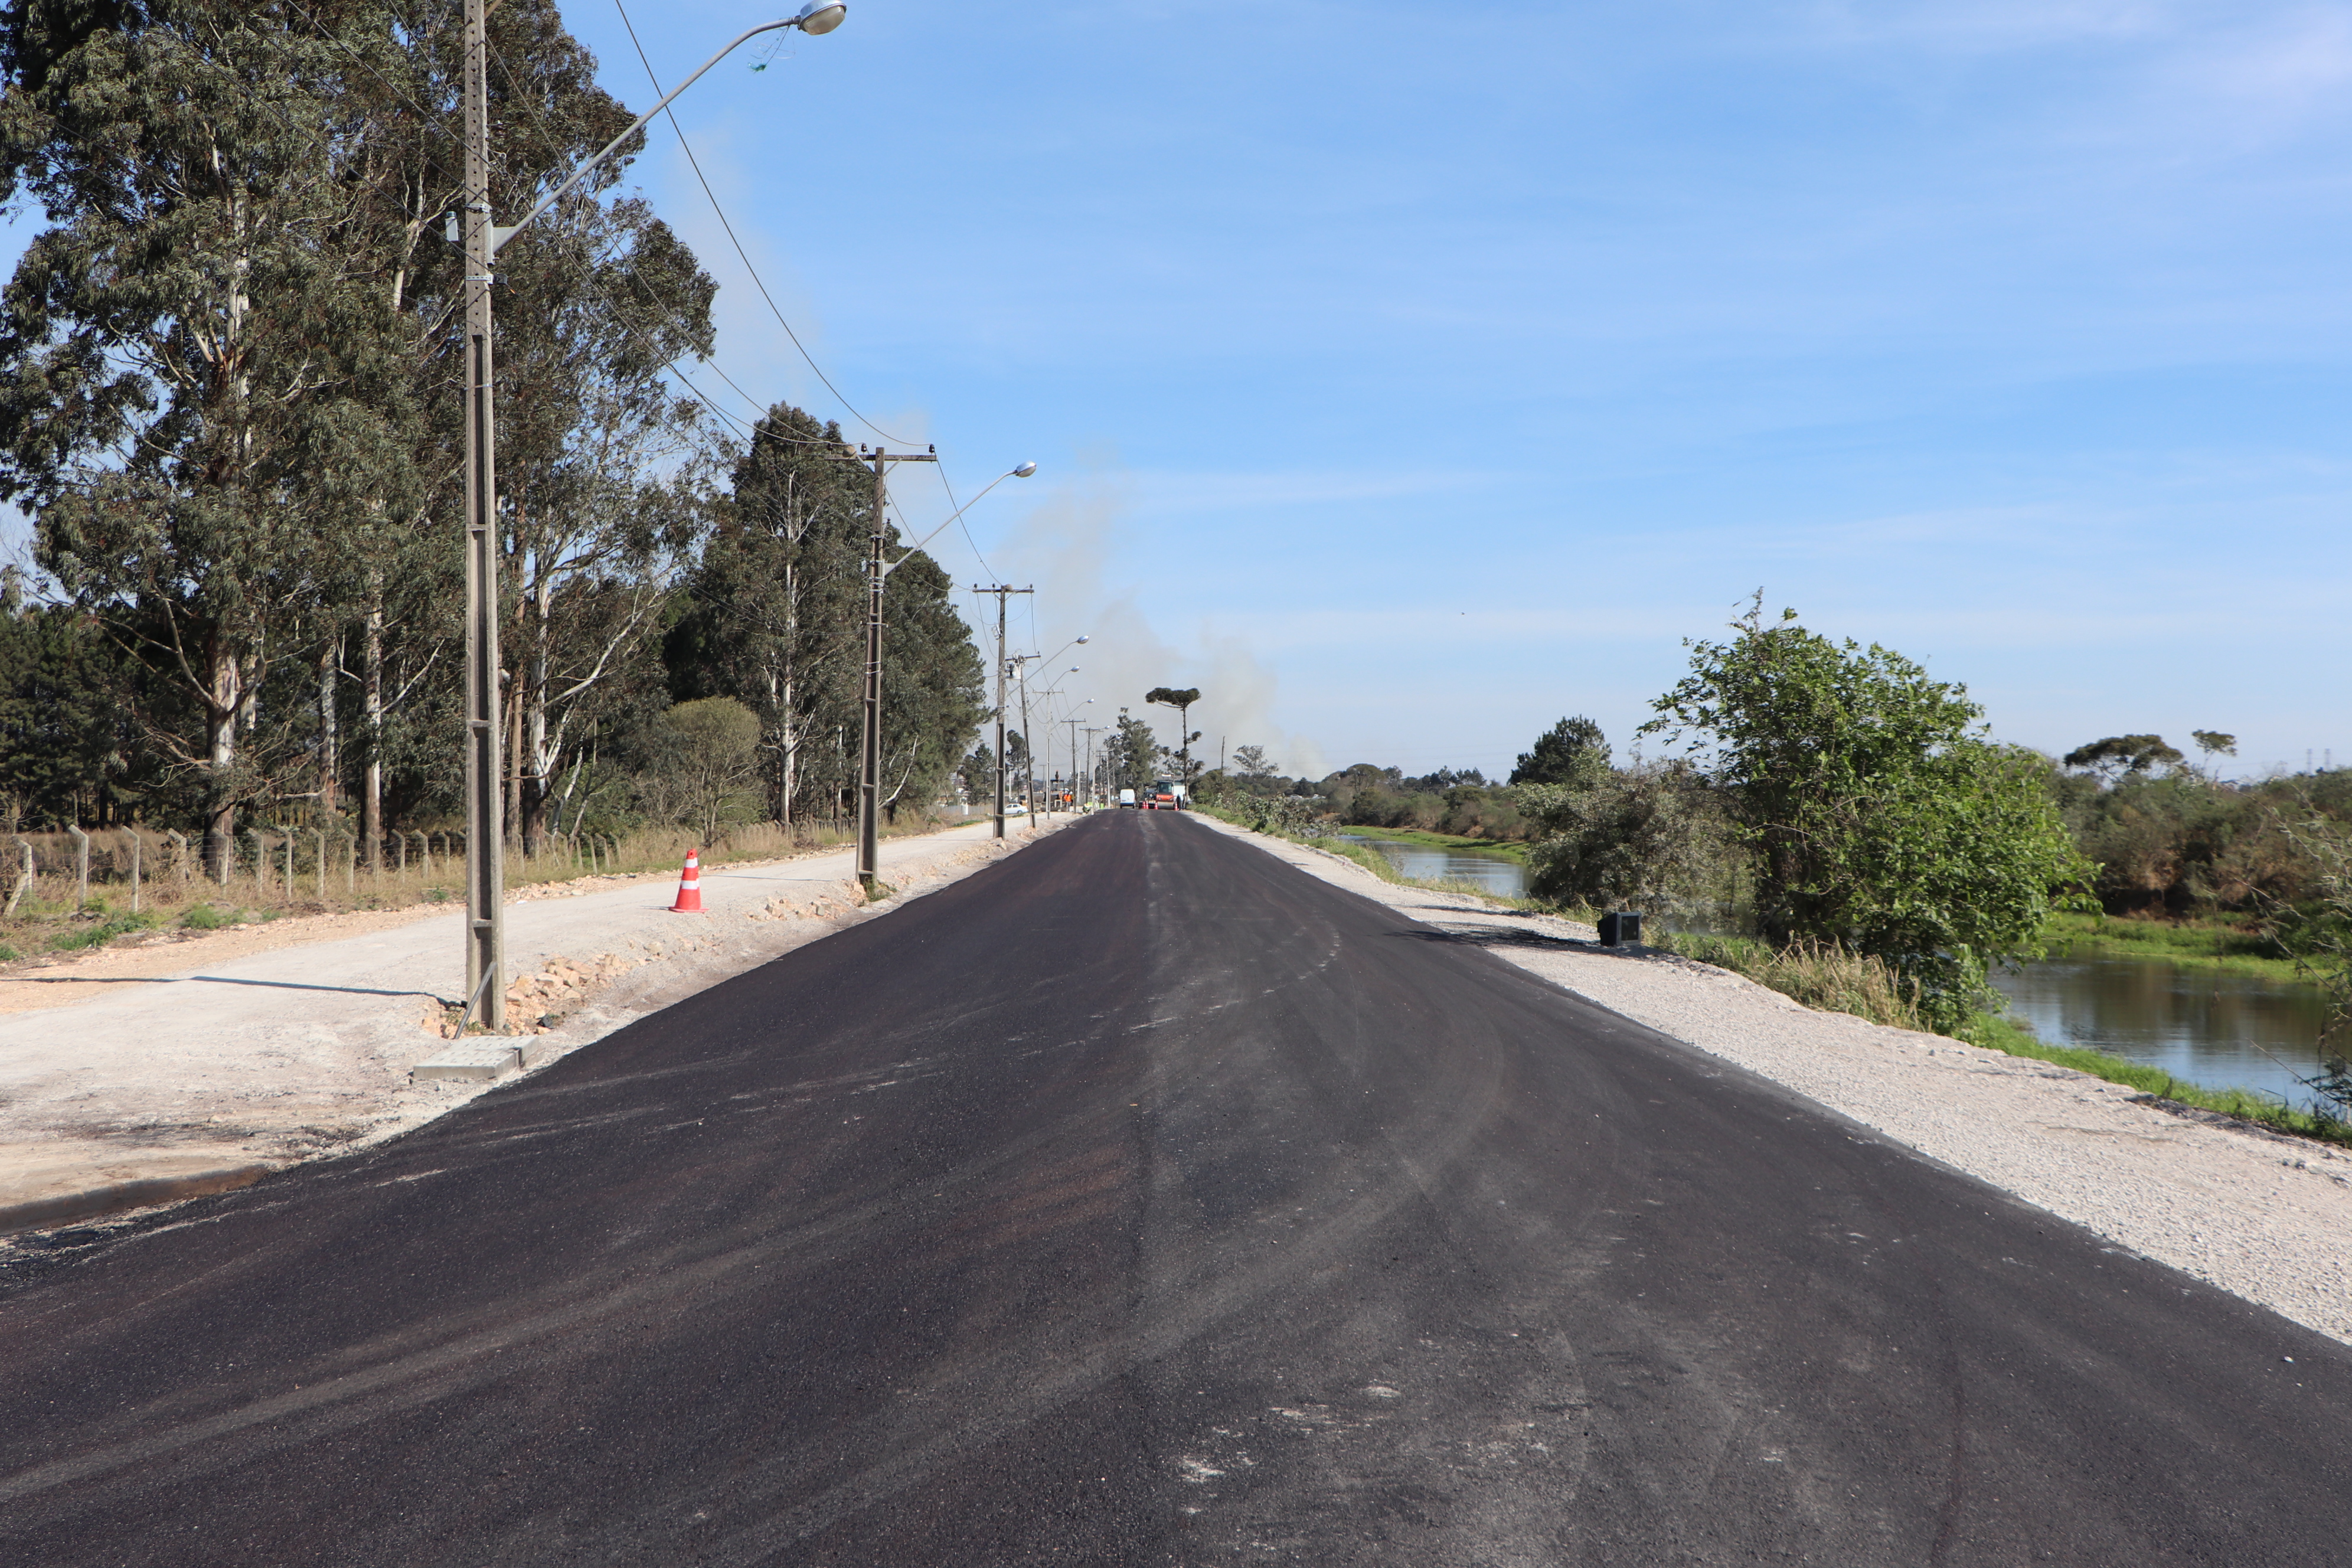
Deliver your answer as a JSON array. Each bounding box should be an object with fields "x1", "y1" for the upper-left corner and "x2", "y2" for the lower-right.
[{"x1": 1118, "y1": 788, "x2": 1137, "y2": 809}]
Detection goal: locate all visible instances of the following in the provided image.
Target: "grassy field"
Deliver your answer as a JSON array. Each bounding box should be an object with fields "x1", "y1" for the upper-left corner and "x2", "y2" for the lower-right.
[
  {"x1": 2035, "y1": 910, "x2": 2311, "y2": 985},
  {"x1": 1326, "y1": 824, "x2": 1530, "y2": 861}
]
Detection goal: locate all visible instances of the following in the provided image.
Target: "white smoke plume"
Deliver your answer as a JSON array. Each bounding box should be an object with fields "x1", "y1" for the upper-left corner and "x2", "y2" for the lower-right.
[{"x1": 972, "y1": 471, "x2": 1325, "y2": 783}]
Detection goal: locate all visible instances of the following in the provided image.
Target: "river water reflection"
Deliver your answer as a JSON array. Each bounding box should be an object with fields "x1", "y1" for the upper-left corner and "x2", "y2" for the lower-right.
[
  {"x1": 1990, "y1": 952, "x2": 2331, "y2": 1108},
  {"x1": 1337, "y1": 835, "x2": 1528, "y2": 899},
  {"x1": 1337, "y1": 834, "x2": 2332, "y2": 1106}
]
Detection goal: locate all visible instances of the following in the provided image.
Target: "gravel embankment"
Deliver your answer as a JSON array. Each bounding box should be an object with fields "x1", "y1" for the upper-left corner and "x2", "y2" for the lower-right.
[{"x1": 1197, "y1": 814, "x2": 2352, "y2": 1347}]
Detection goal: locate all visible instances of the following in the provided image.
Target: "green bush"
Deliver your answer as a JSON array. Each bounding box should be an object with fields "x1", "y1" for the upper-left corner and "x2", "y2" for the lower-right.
[
  {"x1": 1521, "y1": 762, "x2": 1731, "y2": 917},
  {"x1": 50, "y1": 909, "x2": 158, "y2": 951},
  {"x1": 179, "y1": 903, "x2": 231, "y2": 930},
  {"x1": 1247, "y1": 796, "x2": 1329, "y2": 839},
  {"x1": 1646, "y1": 600, "x2": 2093, "y2": 1030}
]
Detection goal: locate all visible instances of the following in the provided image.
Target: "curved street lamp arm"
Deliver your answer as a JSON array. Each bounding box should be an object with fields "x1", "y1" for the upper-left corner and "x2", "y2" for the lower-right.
[
  {"x1": 491, "y1": 19, "x2": 799, "y2": 256},
  {"x1": 881, "y1": 465, "x2": 1034, "y2": 578}
]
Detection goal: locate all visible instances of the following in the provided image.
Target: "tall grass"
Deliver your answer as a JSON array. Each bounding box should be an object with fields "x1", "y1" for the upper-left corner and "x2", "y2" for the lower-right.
[{"x1": 1664, "y1": 933, "x2": 1928, "y2": 1031}]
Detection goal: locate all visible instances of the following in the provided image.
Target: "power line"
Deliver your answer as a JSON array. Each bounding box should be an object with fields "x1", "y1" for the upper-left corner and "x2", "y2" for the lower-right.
[
  {"x1": 613, "y1": 0, "x2": 913, "y2": 448},
  {"x1": 274, "y1": 0, "x2": 848, "y2": 456},
  {"x1": 276, "y1": 0, "x2": 1011, "y2": 577}
]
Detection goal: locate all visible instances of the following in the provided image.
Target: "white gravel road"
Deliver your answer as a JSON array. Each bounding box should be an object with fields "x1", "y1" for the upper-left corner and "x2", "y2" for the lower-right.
[{"x1": 1197, "y1": 814, "x2": 2352, "y2": 1348}]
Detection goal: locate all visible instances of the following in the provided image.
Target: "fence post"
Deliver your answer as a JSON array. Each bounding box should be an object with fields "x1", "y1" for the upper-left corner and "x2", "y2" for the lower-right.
[
  {"x1": 250, "y1": 829, "x2": 270, "y2": 895},
  {"x1": 315, "y1": 828, "x2": 328, "y2": 901},
  {"x1": 166, "y1": 829, "x2": 189, "y2": 885},
  {"x1": 127, "y1": 829, "x2": 141, "y2": 914},
  {"x1": 67, "y1": 824, "x2": 89, "y2": 913},
  {"x1": 345, "y1": 830, "x2": 357, "y2": 897}
]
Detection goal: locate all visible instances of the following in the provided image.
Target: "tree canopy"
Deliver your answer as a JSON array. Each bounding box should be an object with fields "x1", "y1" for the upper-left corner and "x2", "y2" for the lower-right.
[
  {"x1": 1645, "y1": 600, "x2": 2092, "y2": 1025},
  {"x1": 0, "y1": 7, "x2": 990, "y2": 851},
  {"x1": 2063, "y1": 734, "x2": 2186, "y2": 783},
  {"x1": 1509, "y1": 716, "x2": 1609, "y2": 788}
]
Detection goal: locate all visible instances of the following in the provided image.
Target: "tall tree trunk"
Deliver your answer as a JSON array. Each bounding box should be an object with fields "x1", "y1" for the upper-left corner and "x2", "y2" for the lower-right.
[
  {"x1": 779, "y1": 556, "x2": 799, "y2": 834},
  {"x1": 317, "y1": 632, "x2": 341, "y2": 816},
  {"x1": 362, "y1": 586, "x2": 384, "y2": 868},
  {"x1": 202, "y1": 638, "x2": 241, "y2": 879},
  {"x1": 505, "y1": 654, "x2": 525, "y2": 851},
  {"x1": 521, "y1": 574, "x2": 551, "y2": 852}
]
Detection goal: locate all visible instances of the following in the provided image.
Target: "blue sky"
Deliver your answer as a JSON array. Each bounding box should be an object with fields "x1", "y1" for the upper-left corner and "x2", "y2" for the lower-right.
[{"x1": 12, "y1": 1, "x2": 2351, "y2": 780}]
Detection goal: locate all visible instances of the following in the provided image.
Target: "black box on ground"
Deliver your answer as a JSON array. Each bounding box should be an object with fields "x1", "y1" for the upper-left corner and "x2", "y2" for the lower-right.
[{"x1": 1598, "y1": 911, "x2": 1642, "y2": 948}]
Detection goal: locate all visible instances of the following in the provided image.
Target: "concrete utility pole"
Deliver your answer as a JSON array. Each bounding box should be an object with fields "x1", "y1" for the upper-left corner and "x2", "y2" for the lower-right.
[
  {"x1": 459, "y1": 0, "x2": 504, "y2": 1032},
  {"x1": 854, "y1": 447, "x2": 936, "y2": 887},
  {"x1": 1018, "y1": 666, "x2": 1037, "y2": 831},
  {"x1": 1082, "y1": 726, "x2": 1103, "y2": 808},
  {"x1": 971, "y1": 586, "x2": 1032, "y2": 838},
  {"x1": 454, "y1": 4, "x2": 847, "y2": 1027},
  {"x1": 1064, "y1": 717, "x2": 1086, "y2": 811}
]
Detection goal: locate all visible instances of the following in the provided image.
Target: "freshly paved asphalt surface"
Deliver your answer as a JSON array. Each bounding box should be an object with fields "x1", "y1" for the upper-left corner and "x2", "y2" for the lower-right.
[{"x1": 2, "y1": 811, "x2": 2348, "y2": 1566}]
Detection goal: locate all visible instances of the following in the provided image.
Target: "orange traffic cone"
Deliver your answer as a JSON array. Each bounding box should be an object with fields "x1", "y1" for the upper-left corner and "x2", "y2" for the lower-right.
[{"x1": 669, "y1": 848, "x2": 705, "y2": 913}]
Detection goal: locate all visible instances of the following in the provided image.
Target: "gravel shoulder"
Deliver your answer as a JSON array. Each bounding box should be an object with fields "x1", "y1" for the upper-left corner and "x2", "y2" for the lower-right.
[
  {"x1": 1195, "y1": 813, "x2": 2352, "y2": 1347},
  {"x1": 0, "y1": 816, "x2": 1068, "y2": 1230}
]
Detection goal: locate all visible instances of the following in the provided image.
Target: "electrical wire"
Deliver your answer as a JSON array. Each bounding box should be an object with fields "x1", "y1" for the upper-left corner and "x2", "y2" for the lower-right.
[
  {"x1": 613, "y1": 0, "x2": 914, "y2": 449},
  {"x1": 271, "y1": 0, "x2": 1015, "y2": 586},
  {"x1": 274, "y1": 0, "x2": 848, "y2": 453},
  {"x1": 605, "y1": 1, "x2": 1020, "y2": 582}
]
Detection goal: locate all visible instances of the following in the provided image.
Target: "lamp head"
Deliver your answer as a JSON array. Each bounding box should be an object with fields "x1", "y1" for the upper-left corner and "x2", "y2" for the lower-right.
[
  {"x1": 1012, "y1": 460, "x2": 1038, "y2": 478},
  {"x1": 1075, "y1": 634, "x2": 1089, "y2": 644},
  {"x1": 794, "y1": 2, "x2": 847, "y2": 34}
]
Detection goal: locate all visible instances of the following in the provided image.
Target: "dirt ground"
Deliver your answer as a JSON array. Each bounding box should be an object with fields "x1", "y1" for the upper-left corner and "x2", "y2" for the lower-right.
[{"x1": 0, "y1": 817, "x2": 1065, "y2": 1230}]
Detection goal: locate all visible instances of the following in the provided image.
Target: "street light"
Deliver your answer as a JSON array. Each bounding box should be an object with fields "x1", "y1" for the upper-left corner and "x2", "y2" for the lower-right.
[
  {"x1": 1001, "y1": 635, "x2": 1084, "y2": 829},
  {"x1": 1009, "y1": 658, "x2": 1081, "y2": 828},
  {"x1": 857, "y1": 462, "x2": 1037, "y2": 887},
  {"x1": 453, "y1": 1, "x2": 851, "y2": 1033},
  {"x1": 1061, "y1": 701, "x2": 1095, "y2": 814}
]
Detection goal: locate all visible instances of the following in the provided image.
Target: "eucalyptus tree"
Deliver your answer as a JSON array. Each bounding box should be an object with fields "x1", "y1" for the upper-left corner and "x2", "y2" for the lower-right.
[
  {"x1": 494, "y1": 191, "x2": 720, "y2": 850},
  {"x1": 673, "y1": 404, "x2": 871, "y2": 833},
  {"x1": 875, "y1": 548, "x2": 985, "y2": 822},
  {"x1": 0, "y1": 0, "x2": 429, "y2": 871}
]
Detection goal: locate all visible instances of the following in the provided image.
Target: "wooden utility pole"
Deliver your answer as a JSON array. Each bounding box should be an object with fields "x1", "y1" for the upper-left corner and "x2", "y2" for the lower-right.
[
  {"x1": 853, "y1": 448, "x2": 936, "y2": 887},
  {"x1": 459, "y1": 0, "x2": 506, "y2": 1032},
  {"x1": 971, "y1": 586, "x2": 1033, "y2": 838}
]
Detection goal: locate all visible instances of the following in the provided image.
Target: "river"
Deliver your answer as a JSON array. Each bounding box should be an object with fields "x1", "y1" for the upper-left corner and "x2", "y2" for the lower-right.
[
  {"x1": 1335, "y1": 834, "x2": 2335, "y2": 1107},
  {"x1": 1988, "y1": 949, "x2": 2333, "y2": 1108}
]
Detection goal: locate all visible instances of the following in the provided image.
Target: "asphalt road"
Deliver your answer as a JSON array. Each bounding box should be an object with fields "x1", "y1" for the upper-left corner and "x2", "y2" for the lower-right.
[{"x1": 2, "y1": 810, "x2": 2347, "y2": 1566}]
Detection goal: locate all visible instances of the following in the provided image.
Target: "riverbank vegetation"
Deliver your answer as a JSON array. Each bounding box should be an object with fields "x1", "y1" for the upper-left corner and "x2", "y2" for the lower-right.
[
  {"x1": 1213, "y1": 596, "x2": 2351, "y2": 1126},
  {"x1": 1665, "y1": 929, "x2": 2352, "y2": 1147},
  {"x1": 1327, "y1": 825, "x2": 1531, "y2": 863}
]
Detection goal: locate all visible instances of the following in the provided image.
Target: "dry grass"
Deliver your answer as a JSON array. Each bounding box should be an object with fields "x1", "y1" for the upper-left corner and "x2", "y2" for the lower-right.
[
  {"x1": 0, "y1": 814, "x2": 963, "y2": 963},
  {"x1": 1664, "y1": 933, "x2": 1929, "y2": 1031}
]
